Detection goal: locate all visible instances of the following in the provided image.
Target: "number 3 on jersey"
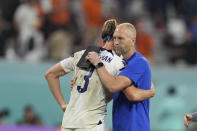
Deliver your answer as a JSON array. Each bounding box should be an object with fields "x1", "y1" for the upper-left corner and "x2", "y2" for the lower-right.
[{"x1": 77, "y1": 67, "x2": 95, "y2": 93}]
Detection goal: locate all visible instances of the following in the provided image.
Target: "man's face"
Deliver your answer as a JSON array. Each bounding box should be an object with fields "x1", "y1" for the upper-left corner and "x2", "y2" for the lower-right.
[{"x1": 113, "y1": 26, "x2": 133, "y2": 55}]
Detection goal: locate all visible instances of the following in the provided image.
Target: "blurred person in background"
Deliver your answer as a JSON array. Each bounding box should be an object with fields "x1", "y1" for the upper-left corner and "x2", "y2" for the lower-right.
[
  {"x1": 48, "y1": 0, "x2": 71, "y2": 32},
  {"x1": 146, "y1": 0, "x2": 167, "y2": 32},
  {"x1": 44, "y1": 0, "x2": 73, "y2": 60},
  {"x1": 14, "y1": 0, "x2": 46, "y2": 62},
  {"x1": 162, "y1": 17, "x2": 197, "y2": 65},
  {"x1": 184, "y1": 112, "x2": 197, "y2": 128},
  {"x1": 157, "y1": 85, "x2": 185, "y2": 130},
  {"x1": 135, "y1": 19, "x2": 155, "y2": 64},
  {"x1": 81, "y1": 0, "x2": 104, "y2": 48},
  {"x1": 0, "y1": 0, "x2": 20, "y2": 60},
  {"x1": 166, "y1": 17, "x2": 186, "y2": 48},
  {"x1": 0, "y1": 0, "x2": 20, "y2": 24},
  {"x1": 0, "y1": 14, "x2": 13, "y2": 57},
  {"x1": 45, "y1": 19, "x2": 155, "y2": 131},
  {"x1": 184, "y1": 0, "x2": 197, "y2": 24},
  {"x1": 47, "y1": 30, "x2": 73, "y2": 60},
  {"x1": 188, "y1": 15, "x2": 197, "y2": 43},
  {"x1": 0, "y1": 109, "x2": 10, "y2": 125},
  {"x1": 146, "y1": 0, "x2": 185, "y2": 32},
  {"x1": 115, "y1": 0, "x2": 132, "y2": 22},
  {"x1": 17, "y1": 105, "x2": 42, "y2": 125},
  {"x1": 166, "y1": 29, "x2": 197, "y2": 65}
]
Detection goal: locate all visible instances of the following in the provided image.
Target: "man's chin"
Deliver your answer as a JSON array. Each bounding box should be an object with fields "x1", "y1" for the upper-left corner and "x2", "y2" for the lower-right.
[{"x1": 115, "y1": 50, "x2": 121, "y2": 56}]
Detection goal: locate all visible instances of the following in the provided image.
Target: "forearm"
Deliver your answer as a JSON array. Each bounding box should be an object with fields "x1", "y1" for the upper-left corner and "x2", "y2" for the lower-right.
[
  {"x1": 87, "y1": 52, "x2": 131, "y2": 92},
  {"x1": 46, "y1": 76, "x2": 66, "y2": 107},
  {"x1": 123, "y1": 86, "x2": 155, "y2": 101},
  {"x1": 192, "y1": 112, "x2": 197, "y2": 122},
  {"x1": 97, "y1": 67, "x2": 130, "y2": 93},
  {"x1": 96, "y1": 67, "x2": 117, "y2": 92}
]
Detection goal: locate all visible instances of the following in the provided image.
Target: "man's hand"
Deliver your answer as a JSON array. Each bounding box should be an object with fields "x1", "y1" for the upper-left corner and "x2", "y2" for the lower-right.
[
  {"x1": 184, "y1": 114, "x2": 192, "y2": 128},
  {"x1": 86, "y1": 52, "x2": 101, "y2": 66},
  {"x1": 61, "y1": 104, "x2": 67, "y2": 112},
  {"x1": 150, "y1": 82, "x2": 155, "y2": 97}
]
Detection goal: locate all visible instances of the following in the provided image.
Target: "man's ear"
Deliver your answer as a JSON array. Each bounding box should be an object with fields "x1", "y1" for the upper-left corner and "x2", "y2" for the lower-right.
[
  {"x1": 132, "y1": 38, "x2": 136, "y2": 43},
  {"x1": 130, "y1": 38, "x2": 136, "y2": 46}
]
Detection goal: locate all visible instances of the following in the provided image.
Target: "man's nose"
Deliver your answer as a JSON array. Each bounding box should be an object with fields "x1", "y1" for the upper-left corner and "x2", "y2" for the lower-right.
[{"x1": 114, "y1": 40, "x2": 119, "y2": 45}]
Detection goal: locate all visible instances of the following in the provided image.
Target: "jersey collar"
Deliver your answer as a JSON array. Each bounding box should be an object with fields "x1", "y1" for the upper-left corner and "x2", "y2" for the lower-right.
[
  {"x1": 100, "y1": 48, "x2": 114, "y2": 55},
  {"x1": 124, "y1": 51, "x2": 137, "y2": 64}
]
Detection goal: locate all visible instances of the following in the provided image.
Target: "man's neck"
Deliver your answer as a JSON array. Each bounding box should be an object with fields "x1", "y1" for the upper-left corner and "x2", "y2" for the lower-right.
[{"x1": 123, "y1": 48, "x2": 136, "y2": 60}]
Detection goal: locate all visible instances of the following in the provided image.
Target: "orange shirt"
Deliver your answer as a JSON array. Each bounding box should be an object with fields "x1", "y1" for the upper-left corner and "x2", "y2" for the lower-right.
[
  {"x1": 50, "y1": 0, "x2": 70, "y2": 25},
  {"x1": 82, "y1": 0, "x2": 103, "y2": 27},
  {"x1": 34, "y1": 2, "x2": 44, "y2": 29},
  {"x1": 136, "y1": 32, "x2": 154, "y2": 58}
]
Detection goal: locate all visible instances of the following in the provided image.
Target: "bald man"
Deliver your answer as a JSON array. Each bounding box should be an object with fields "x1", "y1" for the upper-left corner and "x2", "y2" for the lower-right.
[{"x1": 86, "y1": 23, "x2": 152, "y2": 131}]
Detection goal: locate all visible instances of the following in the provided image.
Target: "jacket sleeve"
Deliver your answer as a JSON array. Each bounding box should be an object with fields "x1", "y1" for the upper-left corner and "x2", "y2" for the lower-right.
[{"x1": 192, "y1": 112, "x2": 197, "y2": 122}]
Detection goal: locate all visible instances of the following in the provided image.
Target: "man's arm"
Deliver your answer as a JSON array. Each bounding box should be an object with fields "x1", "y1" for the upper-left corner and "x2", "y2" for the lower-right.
[
  {"x1": 97, "y1": 67, "x2": 131, "y2": 93},
  {"x1": 184, "y1": 112, "x2": 197, "y2": 128},
  {"x1": 86, "y1": 52, "x2": 132, "y2": 93},
  {"x1": 45, "y1": 63, "x2": 68, "y2": 112},
  {"x1": 123, "y1": 82, "x2": 155, "y2": 101},
  {"x1": 192, "y1": 112, "x2": 197, "y2": 122}
]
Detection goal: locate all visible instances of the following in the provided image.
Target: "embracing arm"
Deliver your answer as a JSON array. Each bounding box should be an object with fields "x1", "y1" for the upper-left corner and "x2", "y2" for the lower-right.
[
  {"x1": 87, "y1": 52, "x2": 153, "y2": 96},
  {"x1": 45, "y1": 63, "x2": 68, "y2": 112},
  {"x1": 86, "y1": 52, "x2": 131, "y2": 93},
  {"x1": 96, "y1": 67, "x2": 131, "y2": 93},
  {"x1": 123, "y1": 82, "x2": 155, "y2": 101}
]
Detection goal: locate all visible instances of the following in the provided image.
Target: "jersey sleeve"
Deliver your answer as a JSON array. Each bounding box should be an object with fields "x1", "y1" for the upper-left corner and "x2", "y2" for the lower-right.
[
  {"x1": 118, "y1": 58, "x2": 146, "y2": 85},
  {"x1": 60, "y1": 50, "x2": 85, "y2": 73},
  {"x1": 192, "y1": 112, "x2": 197, "y2": 122},
  {"x1": 113, "y1": 59, "x2": 124, "y2": 77},
  {"x1": 60, "y1": 56, "x2": 74, "y2": 73}
]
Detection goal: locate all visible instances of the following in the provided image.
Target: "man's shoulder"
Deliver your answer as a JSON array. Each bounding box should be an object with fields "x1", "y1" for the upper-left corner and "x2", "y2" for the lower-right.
[
  {"x1": 126, "y1": 53, "x2": 150, "y2": 71},
  {"x1": 133, "y1": 52, "x2": 149, "y2": 65}
]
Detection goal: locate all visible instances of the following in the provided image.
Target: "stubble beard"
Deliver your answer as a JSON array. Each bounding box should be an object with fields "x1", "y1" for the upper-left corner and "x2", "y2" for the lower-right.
[
  {"x1": 114, "y1": 46, "x2": 121, "y2": 56},
  {"x1": 120, "y1": 45, "x2": 130, "y2": 56}
]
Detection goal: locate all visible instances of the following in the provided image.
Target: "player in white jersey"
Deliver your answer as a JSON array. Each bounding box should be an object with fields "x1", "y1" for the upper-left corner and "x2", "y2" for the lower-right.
[
  {"x1": 60, "y1": 48, "x2": 123, "y2": 130},
  {"x1": 45, "y1": 19, "x2": 155, "y2": 131}
]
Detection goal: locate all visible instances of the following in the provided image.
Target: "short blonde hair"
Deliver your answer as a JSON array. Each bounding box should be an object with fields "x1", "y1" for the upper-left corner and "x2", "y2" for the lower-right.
[{"x1": 118, "y1": 23, "x2": 136, "y2": 38}]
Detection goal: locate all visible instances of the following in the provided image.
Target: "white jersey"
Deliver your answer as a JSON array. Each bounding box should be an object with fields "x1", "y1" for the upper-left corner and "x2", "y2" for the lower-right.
[{"x1": 60, "y1": 48, "x2": 124, "y2": 129}]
